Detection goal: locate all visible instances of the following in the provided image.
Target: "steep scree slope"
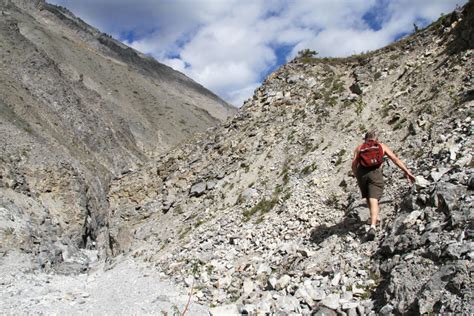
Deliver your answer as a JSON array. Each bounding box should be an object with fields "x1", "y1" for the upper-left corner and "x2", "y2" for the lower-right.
[
  {"x1": 108, "y1": 5, "x2": 473, "y2": 315},
  {"x1": 0, "y1": 0, "x2": 234, "y2": 272}
]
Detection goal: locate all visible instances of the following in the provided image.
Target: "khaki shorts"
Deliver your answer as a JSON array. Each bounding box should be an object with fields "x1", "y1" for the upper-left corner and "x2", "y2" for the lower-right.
[{"x1": 356, "y1": 167, "x2": 384, "y2": 200}]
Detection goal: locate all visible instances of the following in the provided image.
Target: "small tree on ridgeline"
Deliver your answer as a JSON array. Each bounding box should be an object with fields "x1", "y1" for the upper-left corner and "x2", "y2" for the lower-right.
[{"x1": 297, "y1": 49, "x2": 318, "y2": 58}]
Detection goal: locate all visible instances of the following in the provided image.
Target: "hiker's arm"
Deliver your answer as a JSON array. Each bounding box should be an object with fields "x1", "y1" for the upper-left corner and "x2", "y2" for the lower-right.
[
  {"x1": 351, "y1": 147, "x2": 359, "y2": 176},
  {"x1": 382, "y1": 144, "x2": 415, "y2": 182}
]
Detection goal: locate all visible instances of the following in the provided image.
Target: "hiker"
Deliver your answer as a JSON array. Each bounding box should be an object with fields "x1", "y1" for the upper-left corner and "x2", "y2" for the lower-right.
[{"x1": 351, "y1": 130, "x2": 415, "y2": 240}]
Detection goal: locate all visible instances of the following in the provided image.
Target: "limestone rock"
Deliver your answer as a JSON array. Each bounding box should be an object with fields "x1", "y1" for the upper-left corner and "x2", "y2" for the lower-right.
[{"x1": 190, "y1": 182, "x2": 207, "y2": 197}]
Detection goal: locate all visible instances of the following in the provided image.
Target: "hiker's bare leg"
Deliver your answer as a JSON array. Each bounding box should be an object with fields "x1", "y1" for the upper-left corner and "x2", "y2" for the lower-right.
[{"x1": 367, "y1": 198, "x2": 379, "y2": 226}]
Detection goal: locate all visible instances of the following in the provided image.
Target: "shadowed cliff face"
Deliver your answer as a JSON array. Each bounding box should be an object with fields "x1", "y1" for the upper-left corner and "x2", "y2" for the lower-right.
[{"x1": 0, "y1": 0, "x2": 235, "y2": 271}]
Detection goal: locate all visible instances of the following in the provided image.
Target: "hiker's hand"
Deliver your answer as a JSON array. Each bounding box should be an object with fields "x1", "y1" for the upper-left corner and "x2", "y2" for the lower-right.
[{"x1": 405, "y1": 172, "x2": 415, "y2": 183}]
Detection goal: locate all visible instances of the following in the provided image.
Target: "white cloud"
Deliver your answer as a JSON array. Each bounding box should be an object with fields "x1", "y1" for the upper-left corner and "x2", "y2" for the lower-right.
[
  {"x1": 162, "y1": 58, "x2": 186, "y2": 73},
  {"x1": 299, "y1": 28, "x2": 391, "y2": 58},
  {"x1": 48, "y1": 0, "x2": 467, "y2": 106},
  {"x1": 228, "y1": 82, "x2": 261, "y2": 106}
]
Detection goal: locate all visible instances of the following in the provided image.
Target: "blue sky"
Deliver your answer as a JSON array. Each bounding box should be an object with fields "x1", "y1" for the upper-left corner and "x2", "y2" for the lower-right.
[{"x1": 48, "y1": 0, "x2": 466, "y2": 106}]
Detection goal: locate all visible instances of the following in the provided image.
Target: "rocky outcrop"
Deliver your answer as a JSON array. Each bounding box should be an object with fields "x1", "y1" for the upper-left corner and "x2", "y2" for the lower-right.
[{"x1": 373, "y1": 114, "x2": 472, "y2": 314}]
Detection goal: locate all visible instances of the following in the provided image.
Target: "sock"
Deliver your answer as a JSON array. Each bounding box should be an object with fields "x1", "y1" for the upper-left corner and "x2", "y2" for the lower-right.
[{"x1": 370, "y1": 224, "x2": 376, "y2": 230}]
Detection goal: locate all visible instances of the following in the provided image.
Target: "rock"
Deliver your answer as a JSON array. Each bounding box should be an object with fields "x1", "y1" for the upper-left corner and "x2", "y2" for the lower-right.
[
  {"x1": 267, "y1": 276, "x2": 277, "y2": 290},
  {"x1": 342, "y1": 302, "x2": 359, "y2": 310},
  {"x1": 295, "y1": 287, "x2": 315, "y2": 306},
  {"x1": 206, "y1": 181, "x2": 217, "y2": 190},
  {"x1": 415, "y1": 176, "x2": 431, "y2": 188},
  {"x1": 313, "y1": 306, "x2": 337, "y2": 316},
  {"x1": 275, "y1": 295, "x2": 300, "y2": 313},
  {"x1": 331, "y1": 272, "x2": 341, "y2": 286},
  {"x1": 306, "y1": 286, "x2": 326, "y2": 301},
  {"x1": 347, "y1": 307, "x2": 358, "y2": 316},
  {"x1": 256, "y1": 263, "x2": 271, "y2": 275},
  {"x1": 403, "y1": 210, "x2": 422, "y2": 227},
  {"x1": 449, "y1": 143, "x2": 460, "y2": 161},
  {"x1": 279, "y1": 241, "x2": 298, "y2": 255},
  {"x1": 297, "y1": 213, "x2": 309, "y2": 222},
  {"x1": 307, "y1": 78, "x2": 317, "y2": 88},
  {"x1": 433, "y1": 182, "x2": 462, "y2": 214},
  {"x1": 288, "y1": 75, "x2": 301, "y2": 83},
  {"x1": 349, "y1": 82, "x2": 363, "y2": 95},
  {"x1": 448, "y1": 210, "x2": 465, "y2": 228},
  {"x1": 184, "y1": 276, "x2": 194, "y2": 287},
  {"x1": 210, "y1": 304, "x2": 239, "y2": 315},
  {"x1": 217, "y1": 275, "x2": 232, "y2": 289},
  {"x1": 190, "y1": 182, "x2": 207, "y2": 197},
  {"x1": 443, "y1": 242, "x2": 470, "y2": 259},
  {"x1": 241, "y1": 188, "x2": 258, "y2": 200},
  {"x1": 256, "y1": 299, "x2": 272, "y2": 314},
  {"x1": 354, "y1": 207, "x2": 370, "y2": 223},
  {"x1": 379, "y1": 303, "x2": 394, "y2": 316},
  {"x1": 341, "y1": 291, "x2": 353, "y2": 301},
  {"x1": 467, "y1": 175, "x2": 474, "y2": 190},
  {"x1": 297, "y1": 247, "x2": 313, "y2": 257},
  {"x1": 275, "y1": 275, "x2": 291, "y2": 290},
  {"x1": 416, "y1": 264, "x2": 463, "y2": 314},
  {"x1": 242, "y1": 279, "x2": 254, "y2": 296},
  {"x1": 401, "y1": 194, "x2": 417, "y2": 212},
  {"x1": 320, "y1": 293, "x2": 340, "y2": 310},
  {"x1": 239, "y1": 304, "x2": 256, "y2": 314},
  {"x1": 162, "y1": 195, "x2": 175, "y2": 212},
  {"x1": 430, "y1": 168, "x2": 450, "y2": 182}
]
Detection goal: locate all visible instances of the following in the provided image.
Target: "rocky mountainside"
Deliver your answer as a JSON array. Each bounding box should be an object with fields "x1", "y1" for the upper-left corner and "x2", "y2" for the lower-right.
[
  {"x1": 0, "y1": 0, "x2": 234, "y2": 272},
  {"x1": 1, "y1": 1, "x2": 473, "y2": 315},
  {"x1": 105, "y1": 3, "x2": 473, "y2": 315}
]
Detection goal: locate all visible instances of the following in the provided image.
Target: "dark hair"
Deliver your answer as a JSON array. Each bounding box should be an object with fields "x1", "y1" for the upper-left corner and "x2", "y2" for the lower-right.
[{"x1": 365, "y1": 130, "x2": 377, "y2": 140}]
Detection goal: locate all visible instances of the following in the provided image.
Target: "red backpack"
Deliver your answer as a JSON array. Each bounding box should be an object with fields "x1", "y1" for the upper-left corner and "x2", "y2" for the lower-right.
[{"x1": 359, "y1": 140, "x2": 384, "y2": 168}]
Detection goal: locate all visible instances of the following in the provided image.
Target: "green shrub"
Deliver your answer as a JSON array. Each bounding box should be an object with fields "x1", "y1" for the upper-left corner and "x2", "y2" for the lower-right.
[
  {"x1": 179, "y1": 226, "x2": 192, "y2": 239},
  {"x1": 393, "y1": 118, "x2": 407, "y2": 130},
  {"x1": 381, "y1": 103, "x2": 391, "y2": 118},
  {"x1": 301, "y1": 162, "x2": 317, "y2": 175},
  {"x1": 325, "y1": 193, "x2": 339, "y2": 208},
  {"x1": 334, "y1": 149, "x2": 347, "y2": 166},
  {"x1": 355, "y1": 99, "x2": 365, "y2": 116},
  {"x1": 243, "y1": 197, "x2": 278, "y2": 221},
  {"x1": 195, "y1": 219, "x2": 205, "y2": 227}
]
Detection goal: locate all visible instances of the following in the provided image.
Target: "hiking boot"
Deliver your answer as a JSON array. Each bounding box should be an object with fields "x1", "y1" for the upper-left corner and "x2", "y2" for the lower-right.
[{"x1": 367, "y1": 227, "x2": 376, "y2": 241}]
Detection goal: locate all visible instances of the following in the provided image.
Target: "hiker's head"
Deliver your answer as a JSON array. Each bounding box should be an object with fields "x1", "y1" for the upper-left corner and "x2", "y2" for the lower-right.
[{"x1": 364, "y1": 130, "x2": 377, "y2": 141}]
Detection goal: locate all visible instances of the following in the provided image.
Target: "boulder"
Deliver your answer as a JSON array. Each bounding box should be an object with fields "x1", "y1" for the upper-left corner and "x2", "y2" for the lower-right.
[
  {"x1": 275, "y1": 295, "x2": 300, "y2": 313},
  {"x1": 190, "y1": 182, "x2": 207, "y2": 197},
  {"x1": 275, "y1": 274, "x2": 291, "y2": 290},
  {"x1": 433, "y1": 182, "x2": 462, "y2": 214},
  {"x1": 210, "y1": 304, "x2": 239, "y2": 315},
  {"x1": 313, "y1": 307, "x2": 337, "y2": 316},
  {"x1": 349, "y1": 82, "x2": 363, "y2": 95},
  {"x1": 320, "y1": 293, "x2": 340, "y2": 310}
]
